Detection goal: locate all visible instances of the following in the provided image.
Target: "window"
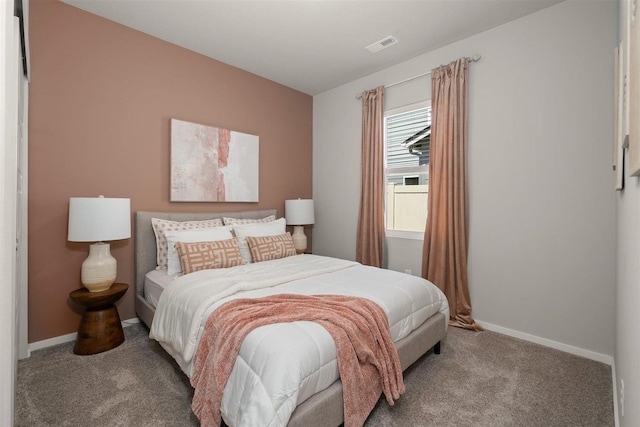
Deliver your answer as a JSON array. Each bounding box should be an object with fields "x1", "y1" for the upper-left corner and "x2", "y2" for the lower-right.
[{"x1": 384, "y1": 101, "x2": 431, "y2": 238}]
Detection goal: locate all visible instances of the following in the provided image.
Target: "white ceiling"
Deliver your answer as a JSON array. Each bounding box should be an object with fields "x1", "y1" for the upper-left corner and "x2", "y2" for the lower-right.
[{"x1": 61, "y1": 0, "x2": 563, "y2": 95}]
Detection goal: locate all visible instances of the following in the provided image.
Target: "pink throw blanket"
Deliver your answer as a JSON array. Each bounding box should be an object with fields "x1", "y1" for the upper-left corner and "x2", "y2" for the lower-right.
[{"x1": 191, "y1": 294, "x2": 405, "y2": 427}]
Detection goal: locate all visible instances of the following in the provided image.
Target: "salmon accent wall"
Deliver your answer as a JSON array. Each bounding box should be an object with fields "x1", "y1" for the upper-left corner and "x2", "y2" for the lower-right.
[{"x1": 28, "y1": 0, "x2": 313, "y2": 342}]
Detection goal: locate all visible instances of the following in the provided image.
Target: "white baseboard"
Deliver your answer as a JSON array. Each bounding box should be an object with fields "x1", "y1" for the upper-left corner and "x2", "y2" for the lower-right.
[
  {"x1": 476, "y1": 320, "x2": 613, "y2": 365},
  {"x1": 27, "y1": 331, "x2": 76, "y2": 354},
  {"x1": 26, "y1": 317, "x2": 141, "y2": 355}
]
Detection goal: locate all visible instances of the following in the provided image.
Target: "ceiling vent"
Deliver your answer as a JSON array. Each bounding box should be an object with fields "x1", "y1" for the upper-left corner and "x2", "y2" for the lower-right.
[{"x1": 365, "y1": 36, "x2": 398, "y2": 54}]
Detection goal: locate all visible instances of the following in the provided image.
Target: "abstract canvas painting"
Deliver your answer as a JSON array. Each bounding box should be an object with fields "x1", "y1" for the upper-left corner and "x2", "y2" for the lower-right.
[{"x1": 170, "y1": 119, "x2": 259, "y2": 202}]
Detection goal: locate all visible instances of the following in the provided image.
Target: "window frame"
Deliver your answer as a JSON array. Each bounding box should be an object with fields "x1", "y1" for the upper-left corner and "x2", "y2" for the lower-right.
[{"x1": 384, "y1": 100, "x2": 430, "y2": 240}]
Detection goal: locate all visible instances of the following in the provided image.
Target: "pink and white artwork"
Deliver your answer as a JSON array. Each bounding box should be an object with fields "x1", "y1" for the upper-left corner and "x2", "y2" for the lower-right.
[{"x1": 170, "y1": 119, "x2": 259, "y2": 202}]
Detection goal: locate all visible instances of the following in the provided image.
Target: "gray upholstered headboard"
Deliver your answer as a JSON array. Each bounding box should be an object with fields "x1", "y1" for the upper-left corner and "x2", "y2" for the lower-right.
[{"x1": 134, "y1": 209, "x2": 278, "y2": 327}]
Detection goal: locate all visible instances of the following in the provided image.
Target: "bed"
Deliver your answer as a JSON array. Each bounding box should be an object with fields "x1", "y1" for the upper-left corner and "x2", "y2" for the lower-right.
[{"x1": 134, "y1": 210, "x2": 448, "y2": 427}]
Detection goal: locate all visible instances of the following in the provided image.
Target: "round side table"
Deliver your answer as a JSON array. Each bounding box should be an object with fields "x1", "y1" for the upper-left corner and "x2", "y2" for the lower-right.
[{"x1": 69, "y1": 283, "x2": 128, "y2": 355}]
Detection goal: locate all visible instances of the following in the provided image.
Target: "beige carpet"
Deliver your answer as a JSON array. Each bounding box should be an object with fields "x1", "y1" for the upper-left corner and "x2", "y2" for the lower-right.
[{"x1": 16, "y1": 323, "x2": 613, "y2": 426}]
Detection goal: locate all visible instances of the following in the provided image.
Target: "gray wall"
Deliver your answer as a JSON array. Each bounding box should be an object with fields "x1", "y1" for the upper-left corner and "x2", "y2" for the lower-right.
[{"x1": 313, "y1": 0, "x2": 616, "y2": 364}]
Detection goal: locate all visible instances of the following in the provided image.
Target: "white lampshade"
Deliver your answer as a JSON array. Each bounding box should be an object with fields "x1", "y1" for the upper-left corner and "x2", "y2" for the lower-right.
[
  {"x1": 68, "y1": 196, "x2": 131, "y2": 242},
  {"x1": 285, "y1": 199, "x2": 315, "y2": 226},
  {"x1": 68, "y1": 196, "x2": 131, "y2": 292}
]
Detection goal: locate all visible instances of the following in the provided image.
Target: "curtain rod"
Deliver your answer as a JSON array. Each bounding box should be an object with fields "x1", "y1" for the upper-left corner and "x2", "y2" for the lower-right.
[{"x1": 355, "y1": 54, "x2": 481, "y2": 100}]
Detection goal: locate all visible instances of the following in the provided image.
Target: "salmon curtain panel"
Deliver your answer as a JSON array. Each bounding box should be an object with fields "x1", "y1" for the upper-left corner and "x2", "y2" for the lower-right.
[
  {"x1": 422, "y1": 58, "x2": 482, "y2": 331},
  {"x1": 356, "y1": 86, "x2": 385, "y2": 267}
]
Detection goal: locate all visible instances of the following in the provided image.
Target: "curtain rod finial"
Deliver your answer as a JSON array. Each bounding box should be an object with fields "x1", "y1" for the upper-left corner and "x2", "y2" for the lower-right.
[{"x1": 471, "y1": 54, "x2": 481, "y2": 62}]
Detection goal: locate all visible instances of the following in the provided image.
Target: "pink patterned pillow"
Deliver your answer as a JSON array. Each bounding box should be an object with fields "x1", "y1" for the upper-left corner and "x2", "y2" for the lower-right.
[
  {"x1": 222, "y1": 215, "x2": 276, "y2": 226},
  {"x1": 245, "y1": 232, "x2": 297, "y2": 263},
  {"x1": 175, "y1": 239, "x2": 246, "y2": 274},
  {"x1": 151, "y1": 218, "x2": 224, "y2": 269}
]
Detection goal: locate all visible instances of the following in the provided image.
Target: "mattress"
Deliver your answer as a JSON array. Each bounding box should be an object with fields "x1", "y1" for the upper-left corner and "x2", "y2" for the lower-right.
[
  {"x1": 149, "y1": 255, "x2": 449, "y2": 427},
  {"x1": 144, "y1": 269, "x2": 175, "y2": 308}
]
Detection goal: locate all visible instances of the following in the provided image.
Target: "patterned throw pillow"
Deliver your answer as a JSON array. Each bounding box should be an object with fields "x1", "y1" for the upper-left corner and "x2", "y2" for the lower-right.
[
  {"x1": 151, "y1": 218, "x2": 224, "y2": 269},
  {"x1": 222, "y1": 215, "x2": 276, "y2": 226},
  {"x1": 164, "y1": 226, "x2": 234, "y2": 276},
  {"x1": 245, "y1": 232, "x2": 298, "y2": 263},
  {"x1": 175, "y1": 238, "x2": 246, "y2": 274},
  {"x1": 233, "y1": 218, "x2": 287, "y2": 263}
]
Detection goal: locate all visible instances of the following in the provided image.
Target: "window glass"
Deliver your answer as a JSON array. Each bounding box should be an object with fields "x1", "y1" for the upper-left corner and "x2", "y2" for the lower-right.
[{"x1": 384, "y1": 102, "x2": 430, "y2": 236}]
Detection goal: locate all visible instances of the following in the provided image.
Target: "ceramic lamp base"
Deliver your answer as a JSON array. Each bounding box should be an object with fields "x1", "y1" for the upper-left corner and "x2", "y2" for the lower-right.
[
  {"x1": 81, "y1": 242, "x2": 117, "y2": 292},
  {"x1": 291, "y1": 225, "x2": 307, "y2": 254}
]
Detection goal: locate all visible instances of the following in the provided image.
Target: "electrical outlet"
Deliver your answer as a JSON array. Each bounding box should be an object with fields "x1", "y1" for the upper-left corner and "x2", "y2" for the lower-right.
[
  {"x1": 404, "y1": 269, "x2": 412, "y2": 275},
  {"x1": 620, "y1": 379, "x2": 625, "y2": 417}
]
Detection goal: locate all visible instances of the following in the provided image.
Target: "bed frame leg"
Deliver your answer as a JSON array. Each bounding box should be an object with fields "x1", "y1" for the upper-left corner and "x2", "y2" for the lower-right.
[{"x1": 433, "y1": 341, "x2": 441, "y2": 355}]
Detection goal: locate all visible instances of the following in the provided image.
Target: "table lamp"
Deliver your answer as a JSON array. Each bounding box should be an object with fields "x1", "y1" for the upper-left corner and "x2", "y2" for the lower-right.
[
  {"x1": 68, "y1": 196, "x2": 131, "y2": 292},
  {"x1": 285, "y1": 199, "x2": 314, "y2": 254}
]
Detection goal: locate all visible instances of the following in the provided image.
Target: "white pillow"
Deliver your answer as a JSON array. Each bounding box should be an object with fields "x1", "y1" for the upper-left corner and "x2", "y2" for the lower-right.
[
  {"x1": 151, "y1": 217, "x2": 224, "y2": 269},
  {"x1": 233, "y1": 218, "x2": 286, "y2": 263},
  {"x1": 164, "y1": 226, "x2": 233, "y2": 275}
]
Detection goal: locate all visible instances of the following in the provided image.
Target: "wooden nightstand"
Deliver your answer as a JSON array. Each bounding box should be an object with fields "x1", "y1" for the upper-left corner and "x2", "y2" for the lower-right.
[{"x1": 69, "y1": 283, "x2": 128, "y2": 355}]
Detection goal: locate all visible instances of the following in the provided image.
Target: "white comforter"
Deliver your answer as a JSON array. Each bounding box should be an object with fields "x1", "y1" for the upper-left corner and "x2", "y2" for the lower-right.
[{"x1": 150, "y1": 255, "x2": 448, "y2": 427}]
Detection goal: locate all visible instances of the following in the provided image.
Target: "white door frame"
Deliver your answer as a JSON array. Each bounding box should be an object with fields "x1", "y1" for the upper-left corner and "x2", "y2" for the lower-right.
[
  {"x1": 17, "y1": 21, "x2": 28, "y2": 360},
  {"x1": 1, "y1": 2, "x2": 20, "y2": 424}
]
